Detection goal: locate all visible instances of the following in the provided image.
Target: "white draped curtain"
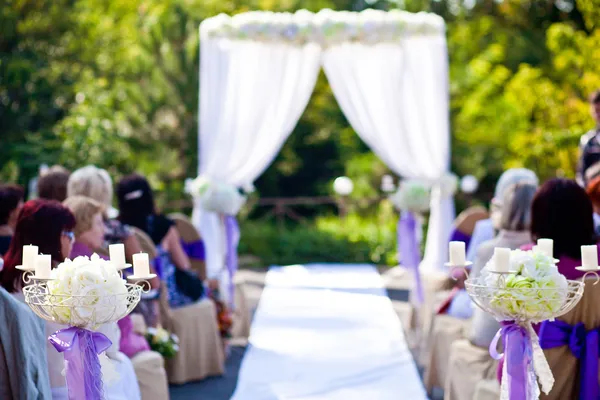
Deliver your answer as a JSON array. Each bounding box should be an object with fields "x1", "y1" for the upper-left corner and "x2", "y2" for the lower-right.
[
  {"x1": 322, "y1": 36, "x2": 454, "y2": 271},
  {"x1": 195, "y1": 33, "x2": 322, "y2": 279}
]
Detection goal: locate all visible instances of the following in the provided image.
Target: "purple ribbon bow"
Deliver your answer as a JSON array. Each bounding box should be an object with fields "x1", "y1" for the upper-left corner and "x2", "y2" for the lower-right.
[
  {"x1": 224, "y1": 216, "x2": 240, "y2": 309},
  {"x1": 490, "y1": 322, "x2": 532, "y2": 400},
  {"x1": 397, "y1": 211, "x2": 424, "y2": 304},
  {"x1": 181, "y1": 239, "x2": 205, "y2": 260},
  {"x1": 49, "y1": 327, "x2": 112, "y2": 400},
  {"x1": 539, "y1": 320, "x2": 599, "y2": 399}
]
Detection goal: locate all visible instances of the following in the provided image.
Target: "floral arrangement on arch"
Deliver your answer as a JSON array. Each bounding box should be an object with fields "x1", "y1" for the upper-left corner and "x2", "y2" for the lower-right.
[
  {"x1": 185, "y1": 176, "x2": 250, "y2": 216},
  {"x1": 388, "y1": 173, "x2": 458, "y2": 214},
  {"x1": 200, "y1": 9, "x2": 445, "y2": 46}
]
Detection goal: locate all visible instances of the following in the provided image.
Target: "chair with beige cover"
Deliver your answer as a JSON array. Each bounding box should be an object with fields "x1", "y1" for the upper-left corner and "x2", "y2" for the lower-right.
[
  {"x1": 453, "y1": 206, "x2": 489, "y2": 238},
  {"x1": 129, "y1": 314, "x2": 170, "y2": 400},
  {"x1": 168, "y1": 213, "x2": 251, "y2": 340},
  {"x1": 131, "y1": 227, "x2": 226, "y2": 384},
  {"x1": 423, "y1": 314, "x2": 471, "y2": 393},
  {"x1": 540, "y1": 278, "x2": 600, "y2": 400},
  {"x1": 472, "y1": 379, "x2": 501, "y2": 400},
  {"x1": 444, "y1": 339, "x2": 498, "y2": 400}
]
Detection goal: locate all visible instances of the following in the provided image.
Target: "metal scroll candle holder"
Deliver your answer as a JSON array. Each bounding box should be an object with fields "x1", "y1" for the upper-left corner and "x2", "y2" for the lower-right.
[
  {"x1": 464, "y1": 271, "x2": 585, "y2": 400},
  {"x1": 18, "y1": 263, "x2": 155, "y2": 400}
]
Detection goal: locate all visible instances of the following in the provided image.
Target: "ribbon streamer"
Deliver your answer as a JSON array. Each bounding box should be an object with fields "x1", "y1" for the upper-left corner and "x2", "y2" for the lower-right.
[
  {"x1": 491, "y1": 322, "x2": 554, "y2": 400},
  {"x1": 224, "y1": 215, "x2": 240, "y2": 310},
  {"x1": 49, "y1": 327, "x2": 112, "y2": 400},
  {"x1": 397, "y1": 211, "x2": 424, "y2": 304}
]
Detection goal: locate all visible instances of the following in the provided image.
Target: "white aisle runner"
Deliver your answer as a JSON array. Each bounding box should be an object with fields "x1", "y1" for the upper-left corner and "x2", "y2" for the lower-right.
[{"x1": 231, "y1": 264, "x2": 427, "y2": 400}]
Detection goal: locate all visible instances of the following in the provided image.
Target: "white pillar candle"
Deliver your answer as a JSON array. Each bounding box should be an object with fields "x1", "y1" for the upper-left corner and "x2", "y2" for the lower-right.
[
  {"x1": 22, "y1": 245, "x2": 39, "y2": 270},
  {"x1": 494, "y1": 248, "x2": 511, "y2": 272},
  {"x1": 35, "y1": 254, "x2": 52, "y2": 279},
  {"x1": 449, "y1": 241, "x2": 466, "y2": 266},
  {"x1": 109, "y1": 244, "x2": 126, "y2": 267},
  {"x1": 581, "y1": 245, "x2": 598, "y2": 269},
  {"x1": 132, "y1": 253, "x2": 150, "y2": 277},
  {"x1": 537, "y1": 239, "x2": 553, "y2": 258}
]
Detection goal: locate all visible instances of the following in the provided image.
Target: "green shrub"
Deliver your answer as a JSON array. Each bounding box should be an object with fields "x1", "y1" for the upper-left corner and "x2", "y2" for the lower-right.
[{"x1": 239, "y1": 212, "x2": 399, "y2": 267}]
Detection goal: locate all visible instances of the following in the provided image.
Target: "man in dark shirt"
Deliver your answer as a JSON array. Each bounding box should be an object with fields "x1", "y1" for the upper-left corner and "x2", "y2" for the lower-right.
[{"x1": 578, "y1": 90, "x2": 600, "y2": 186}]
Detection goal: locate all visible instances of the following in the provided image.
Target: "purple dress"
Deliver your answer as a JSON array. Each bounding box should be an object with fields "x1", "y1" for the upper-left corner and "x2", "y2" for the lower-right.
[{"x1": 69, "y1": 242, "x2": 150, "y2": 358}]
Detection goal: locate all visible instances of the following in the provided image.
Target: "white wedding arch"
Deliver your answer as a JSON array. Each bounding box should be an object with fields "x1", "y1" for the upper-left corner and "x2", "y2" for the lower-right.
[{"x1": 193, "y1": 9, "x2": 454, "y2": 288}]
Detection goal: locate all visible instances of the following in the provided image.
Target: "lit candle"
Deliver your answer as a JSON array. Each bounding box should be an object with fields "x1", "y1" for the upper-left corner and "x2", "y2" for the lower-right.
[
  {"x1": 109, "y1": 244, "x2": 126, "y2": 267},
  {"x1": 22, "y1": 245, "x2": 39, "y2": 270},
  {"x1": 581, "y1": 245, "x2": 598, "y2": 269},
  {"x1": 449, "y1": 241, "x2": 466, "y2": 266},
  {"x1": 537, "y1": 239, "x2": 553, "y2": 258},
  {"x1": 132, "y1": 253, "x2": 150, "y2": 277},
  {"x1": 494, "y1": 248, "x2": 511, "y2": 272},
  {"x1": 35, "y1": 254, "x2": 52, "y2": 279}
]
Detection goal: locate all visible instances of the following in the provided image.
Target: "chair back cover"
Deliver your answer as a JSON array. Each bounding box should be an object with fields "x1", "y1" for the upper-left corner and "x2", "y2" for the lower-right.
[{"x1": 541, "y1": 278, "x2": 600, "y2": 399}]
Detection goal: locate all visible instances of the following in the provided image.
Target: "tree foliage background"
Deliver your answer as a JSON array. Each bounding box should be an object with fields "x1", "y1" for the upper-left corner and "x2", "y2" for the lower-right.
[{"x1": 1, "y1": 0, "x2": 599, "y2": 209}]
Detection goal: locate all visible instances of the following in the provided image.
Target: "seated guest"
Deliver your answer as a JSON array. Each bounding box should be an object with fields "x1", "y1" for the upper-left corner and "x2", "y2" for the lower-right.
[
  {"x1": 424, "y1": 182, "x2": 537, "y2": 394},
  {"x1": 37, "y1": 166, "x2": 70, "y2": 202},
  {"x1": 0, "y1": 199, "x2": 141, "y2": 399},
  {"x1": 0, "y1": 184, "x2": 24, "y2": 256},
  {"x1": 116, "y1": 174, "x2": 197, "y2": 307},
  {"x1": 469, "y1": 182, "x2": 537, "y2": 347},
  {"x1": 466, "y1": 168, "x2": 539, "y2": 262},
  {"x1": 63, "y1": 195, "x2": 151, "y2": 359},
  {"x1": 117, "y1": 174, "x2": 233, "y2": 342}
]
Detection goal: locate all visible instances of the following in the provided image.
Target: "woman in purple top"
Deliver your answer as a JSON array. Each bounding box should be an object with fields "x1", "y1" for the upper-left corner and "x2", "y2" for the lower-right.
[{"x1": 64, "y1": 195, "x2": 150, "y2": 358}]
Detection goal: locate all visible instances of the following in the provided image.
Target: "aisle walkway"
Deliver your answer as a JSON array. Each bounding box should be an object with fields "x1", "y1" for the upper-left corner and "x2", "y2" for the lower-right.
[{"x1": 230, "y1": 264, "x2": 427, "y2": 400}]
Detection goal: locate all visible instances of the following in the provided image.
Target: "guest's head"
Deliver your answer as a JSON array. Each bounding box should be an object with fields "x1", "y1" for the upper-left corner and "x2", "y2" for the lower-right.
[
  {"x1": 116, "y1": 174, "x2": 155, "y2": 231},
  {"x1": 590, "y1": 89, "x2": 600, "y2": 126},
  {"x1": 0, "y1": 199, "x2": 76, "y2": 292},
  {"x1": 67, "y1": 165, "x2": 113, "y2": 207},
  {"x1": 0, "y1": 184, "x2": 25, "y2": 230},
  {"x1": 498, "y1": 182, "x2": 537, "y2": 232},
  {"x1": 63, "y1": 196, "x2": 105, "y2": 250},
  {"x1": 37, "y1": 165, "x2": 71, "y2": 202},
  {"x1": 531, "y1": 179, "x2": 596, "y2": 259},
  {"x1": 491, "y1": 168, "x2": 538, "y2": 229}
]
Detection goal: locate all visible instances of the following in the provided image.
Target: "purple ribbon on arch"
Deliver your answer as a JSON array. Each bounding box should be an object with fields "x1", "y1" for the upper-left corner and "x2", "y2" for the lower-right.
[
  {"x1": 539, "y1": 319, "x2": 599, "y2": 399},
  {"x1": 224, "y1": 215, "x2": 240, "y2": 309},
  {"x1": 48, "y1": 327, "x2": 112, "y2": 400},
  {"x1": 397, "y1": 211, "x2": 424, "y2": 304},
  {"x1": 181, "y1": 239, "x2": 205, "y2": 261},
  {"x1": 489, "y1": 322, "x2": 532, "y2": 400}
]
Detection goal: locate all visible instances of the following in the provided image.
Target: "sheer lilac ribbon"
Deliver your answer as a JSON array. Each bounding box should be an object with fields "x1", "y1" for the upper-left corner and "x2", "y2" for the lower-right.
[
  {"x1": 48, "y1": 327, "x2": 112, "y2": 400},
  {"x1": 224, "y1": 216, "x2": 240, "y2": 309},
  {"x1": 539, "y1": 320, "x2": 599, "y2": 399},
  {"x1": 490, "y1": 322, "x2": 532, "y2": 400},
  {"x1": 397, "y1": 211, "x2": 424, "y2": 304},
  {"x1": 181, "y1": 239, "x2": 205, "y2": 261}
]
